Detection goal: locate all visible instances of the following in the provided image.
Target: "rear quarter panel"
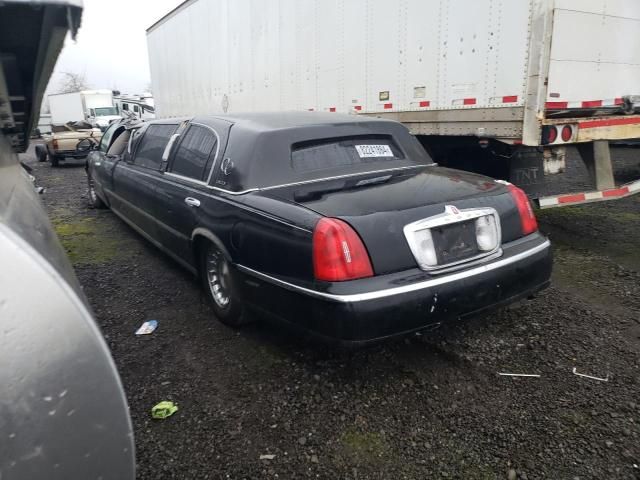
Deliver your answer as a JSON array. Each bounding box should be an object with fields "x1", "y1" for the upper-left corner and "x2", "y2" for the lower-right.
[{"x1": 218, "y1": 193, "x2": 320, "y2": 284}]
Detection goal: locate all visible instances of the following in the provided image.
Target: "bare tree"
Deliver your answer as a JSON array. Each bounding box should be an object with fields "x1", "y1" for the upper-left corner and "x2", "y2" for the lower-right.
[{"x1": 56, "y1": 71, "x2": 91, "y2": 93}]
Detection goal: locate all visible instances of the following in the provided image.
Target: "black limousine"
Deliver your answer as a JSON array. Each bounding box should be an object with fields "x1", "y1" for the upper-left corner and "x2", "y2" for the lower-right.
[{"x1": 86, "y1": 112, "x2": 552, "y2": 344}]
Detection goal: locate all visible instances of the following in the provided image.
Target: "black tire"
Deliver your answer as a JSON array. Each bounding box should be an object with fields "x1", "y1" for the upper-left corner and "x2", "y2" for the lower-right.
[
  {"x1": 87, "y1": 174, "x2": 107, "y2": 209},
  {"x1": 50, "y1": 154, "x2": 60, "y2": 167},
  {"x1": 200, "y1": 242, "x2": 247, "y2": 327},
  {"x1": 35, "y1": 144, "x2": 47, "y2": 162}
]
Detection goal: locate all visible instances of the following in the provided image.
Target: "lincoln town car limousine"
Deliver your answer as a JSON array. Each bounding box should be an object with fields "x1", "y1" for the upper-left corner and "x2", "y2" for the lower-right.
[{"x1": 86, "y1": 112, "x2": 552, "y2": 344}]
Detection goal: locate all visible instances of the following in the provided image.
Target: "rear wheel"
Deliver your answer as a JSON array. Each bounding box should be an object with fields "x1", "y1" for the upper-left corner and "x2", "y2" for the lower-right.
[
  {"x1": 200, "y1": 242, "x2": 246, "y2": 327},
  {"x1": 87, "y1": 174, "x2": 106, "y2": 209}
]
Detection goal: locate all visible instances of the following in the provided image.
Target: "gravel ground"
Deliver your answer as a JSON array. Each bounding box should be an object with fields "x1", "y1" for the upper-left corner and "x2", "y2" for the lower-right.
[{"x1": 24, "y1": 146, "x2": 640, "y2": 479}]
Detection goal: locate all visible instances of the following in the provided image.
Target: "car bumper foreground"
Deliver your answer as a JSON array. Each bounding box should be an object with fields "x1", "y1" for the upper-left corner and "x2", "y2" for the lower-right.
[{"x1": 238, "y1": 232, "x2": 552, "y2": 345}]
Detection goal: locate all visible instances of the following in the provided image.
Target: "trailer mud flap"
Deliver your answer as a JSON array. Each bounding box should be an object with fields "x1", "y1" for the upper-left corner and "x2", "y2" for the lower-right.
[{"x1": 509, "y1": 149, "x2": 545, "y2": 197}]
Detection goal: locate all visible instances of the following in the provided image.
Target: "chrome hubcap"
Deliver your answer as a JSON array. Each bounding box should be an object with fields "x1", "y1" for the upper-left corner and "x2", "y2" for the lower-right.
[{"x1": 207, "y1": 249, "x2": 230, "y2": 308}]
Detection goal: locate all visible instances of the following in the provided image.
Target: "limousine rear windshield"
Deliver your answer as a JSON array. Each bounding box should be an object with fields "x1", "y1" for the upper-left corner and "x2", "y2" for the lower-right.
[{"x1": 291, "y1": 135, "x2": 404, "y2": 173}]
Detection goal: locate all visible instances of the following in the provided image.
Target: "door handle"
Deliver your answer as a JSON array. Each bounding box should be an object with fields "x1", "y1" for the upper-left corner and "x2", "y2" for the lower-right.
[{"x1": 184, "y1": 197, "x2": 200, "y2": 207}]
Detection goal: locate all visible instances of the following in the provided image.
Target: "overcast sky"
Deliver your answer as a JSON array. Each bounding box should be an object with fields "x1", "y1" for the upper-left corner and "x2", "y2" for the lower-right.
[{"x1": 46, "y1": 0, "x2": 184, "y2": 96}]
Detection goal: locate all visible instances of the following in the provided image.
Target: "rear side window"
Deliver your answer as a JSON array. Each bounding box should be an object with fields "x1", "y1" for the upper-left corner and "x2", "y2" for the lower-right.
[
  {"x1": 134, "y1": 124, "x2": 178, "y2": 170},
  {"x1": 291, "y1": 136, "x2": 403, "y2": 173},
  {"x1": 170, "y1": 125, "x2": 217, "y2": 181}
]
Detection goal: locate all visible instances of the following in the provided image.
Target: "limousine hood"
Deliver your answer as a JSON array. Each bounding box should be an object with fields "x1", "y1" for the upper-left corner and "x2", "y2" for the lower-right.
[{"x1": 260, "y1": 166, "x2": 527, "y2": 275}]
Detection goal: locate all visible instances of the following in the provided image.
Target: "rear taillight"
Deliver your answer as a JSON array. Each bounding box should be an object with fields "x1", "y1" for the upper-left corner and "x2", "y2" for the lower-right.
[
  {"x1": 313, "y1": 218, "x2": 374, "y2": 281},
  {"x1": 52, "y1": 138, "x2": 58, "y2": 149},
  {"x1": 544, "y1": 125, "x2": 557, "y2": 144},
  {"x1": 561, "y1": 125, "x2": 573, "y2": 142},
  {"x1": 508, "y1": 184, "x2": 538, "y2": 235}
]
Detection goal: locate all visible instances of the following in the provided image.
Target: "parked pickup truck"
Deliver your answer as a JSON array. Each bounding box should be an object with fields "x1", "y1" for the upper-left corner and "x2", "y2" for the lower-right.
[{"x1": 35, "y1": 121, "x2": 102, "y2": 167}]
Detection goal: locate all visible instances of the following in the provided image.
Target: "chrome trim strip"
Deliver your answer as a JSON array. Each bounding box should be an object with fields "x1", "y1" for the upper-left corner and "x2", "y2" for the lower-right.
[
  {"x1": 258, "y1": 165, "x2": 431, "y2": 192},
  {"x1": 236, "y1": 238, "x2": 550, "y2": 303},
  {"x1": 114, "y1": 164, "x2": 313, "y2": 233},
  {"x1": 105, "y1": 188, "x2": 190, "y2": 240},
  {"x1": 109, "y1": 205, "x2": 197, "y2": 274},
  {"x1": 165, "y1": 171, "x2": 208, "y2": 186}
]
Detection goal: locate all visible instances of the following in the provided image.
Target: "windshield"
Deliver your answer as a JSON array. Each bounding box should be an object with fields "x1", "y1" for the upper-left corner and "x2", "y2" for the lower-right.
[{"x1": 94, "y1": 107, "x2": 118, "y2": 116}]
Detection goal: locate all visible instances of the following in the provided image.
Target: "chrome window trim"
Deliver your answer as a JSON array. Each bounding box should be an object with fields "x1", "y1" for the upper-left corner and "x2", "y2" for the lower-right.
[
  {"x1": 403, "y1": 207, "x2": 502, "y2": 273},
  {"x1": 161, "y1": 133, "x2": 180, "y2": 162},
  {"x1": 257, "y1": 164, "x2": 433, "y2": 192},
  {"x1": 105, "y1": 188, "x2": 190, "y2": 240},
  {"x1": 186, "y1": 122, "x2": 221, "y2": 184},
  {"x1": 114, "y1": 163, "x2": 313, "y2": 233},
  {"x1": 165, "y1": 171, "x2": 208, "y2": 186},
  {"x1": 236, "y1": 238, "x2": 550, "y2": 303}
]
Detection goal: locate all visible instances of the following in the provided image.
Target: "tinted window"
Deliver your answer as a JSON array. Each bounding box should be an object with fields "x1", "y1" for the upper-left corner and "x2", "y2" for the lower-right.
[
  {"x1": 291, "y1": 136, "x2": 403, "y2": 173},
  {"x1": 133, "y1": 105, "x2": 139, "y2": 113},
  {"x1": 98, "y1": 122, "x2": 119, "y2": 153},
  {"x1": 134, "y1": 124, "x2": 178, "y2": 170},
  {"x1": 170, "y1": 125, "x2": 217, "y2": 181},
  {"x1": 122, "y1": 103, "x2": 129, "y2": 111}
]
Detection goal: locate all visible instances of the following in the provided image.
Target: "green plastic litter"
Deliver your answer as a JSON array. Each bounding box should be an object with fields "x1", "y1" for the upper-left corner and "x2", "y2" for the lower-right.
[{"x1": 151, "y1": 401, "x2": 178, "y2": 419}]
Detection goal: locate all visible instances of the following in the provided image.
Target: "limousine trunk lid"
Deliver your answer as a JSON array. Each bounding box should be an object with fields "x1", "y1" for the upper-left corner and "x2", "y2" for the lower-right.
[{"x1": 259, "y1": 167, "x2": 526, "y2": 275}]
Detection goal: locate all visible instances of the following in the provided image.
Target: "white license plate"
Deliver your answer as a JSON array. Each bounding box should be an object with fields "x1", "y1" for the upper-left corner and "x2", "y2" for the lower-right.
[{"x1": 355, "y1": 144, "x2": 393, "y2": 158}]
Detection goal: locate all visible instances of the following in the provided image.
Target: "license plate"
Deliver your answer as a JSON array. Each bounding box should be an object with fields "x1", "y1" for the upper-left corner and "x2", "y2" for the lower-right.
[
  {"x1": 355, "y1": 144, "x2": 393, "y2": 158},
  {"x1": 431, "y1": 220, "x2": 479, "y2": 265}
]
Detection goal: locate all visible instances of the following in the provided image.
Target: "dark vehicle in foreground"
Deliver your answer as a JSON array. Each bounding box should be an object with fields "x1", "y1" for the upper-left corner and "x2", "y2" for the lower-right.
[
  {"x1": 1, "y1": 1, "x2": 134, "y2": 478},
  {"x1": 86, "y1": 112, "x2": 552, "y2": 344}
]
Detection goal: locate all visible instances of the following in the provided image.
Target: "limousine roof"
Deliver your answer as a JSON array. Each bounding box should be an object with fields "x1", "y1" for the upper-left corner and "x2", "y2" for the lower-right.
[{"x1": 151, "y1": 112, "x2": 433, "y2": 192}]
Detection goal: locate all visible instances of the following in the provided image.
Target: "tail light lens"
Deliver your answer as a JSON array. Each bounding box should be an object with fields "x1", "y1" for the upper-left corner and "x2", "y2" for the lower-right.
[
  {"x1": 561, "y1": 125, "x2": 573, "y2": 142},
  {"x1": 543, "y1": 125, "x2": 557, "y2": 144},
  {"x1": 52, "y1": 138, "x2": 59, "y2": 149},
  {"x1": 508, "y1": 184, "x2": 538, "y2": 235},
  {"x1": 313, "y1": 218, "x2": 374, "y2": 281}
]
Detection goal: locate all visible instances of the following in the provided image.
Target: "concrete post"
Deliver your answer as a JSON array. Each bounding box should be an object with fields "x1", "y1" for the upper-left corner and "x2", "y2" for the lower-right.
[{"x1": 576, "y1": 140, "x2": 615, "y2": 191}]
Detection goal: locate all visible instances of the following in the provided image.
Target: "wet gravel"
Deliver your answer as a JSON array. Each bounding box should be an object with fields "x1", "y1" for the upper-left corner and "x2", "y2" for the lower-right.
[{"x1": 25, "y1": 145, "x2": 640, "y2": 479}]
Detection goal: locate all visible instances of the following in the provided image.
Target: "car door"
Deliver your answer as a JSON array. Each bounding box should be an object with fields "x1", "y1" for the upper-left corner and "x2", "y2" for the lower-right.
[
  {"x1": 87, "y1": 121, "x2": 119, "y2": 198},
  {"x1": 110, "y1": 123, "x2": 178, "y2": 240},
  {"x1": 154, "y1": 121, "x2": 228, "y2": 263}
]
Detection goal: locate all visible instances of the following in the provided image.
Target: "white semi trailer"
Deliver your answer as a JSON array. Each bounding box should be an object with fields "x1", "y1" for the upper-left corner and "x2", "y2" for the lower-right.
[
  {"x1": 146, "y1": 0, "x2": 640, "y2": 207},
  {"x1": 48, "y1": 90, "x2": 121, "y2": 130}
]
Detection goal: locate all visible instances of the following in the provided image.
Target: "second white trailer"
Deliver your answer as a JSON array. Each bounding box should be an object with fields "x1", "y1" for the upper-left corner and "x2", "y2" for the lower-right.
[{"x1": 147, "y1": 0, "x2": 640, "y2": 206}]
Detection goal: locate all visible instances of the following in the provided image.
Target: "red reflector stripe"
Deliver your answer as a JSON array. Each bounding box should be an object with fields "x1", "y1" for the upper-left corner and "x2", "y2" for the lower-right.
[
  {"x1": 513, "y1": 139, "x2": 523, "y2": 145},
  {"x1": 545, "y1": 101, "x2": 568, "y2": 109},
  {"x1": 419, "y1": 101, "x2": 430, "y2": 107},
  {"x1": 463, "y1": 98, "x2": 476, "y2": 105},
  {"x1": 581, "y1": 100, "x2": 602, "y2": 108},
  {"x1": 383, "y1": 103, "x2": 393, "y2": 109},
  {"x1": 558, "y1": 193, "x2": 586, "y2": 204},
  {"x1": 329, "y1": 107, "x2": 336, "y2": 112},
  {"x1": 579, "y1": 117, "x2": 640, "y2": 129},
  {"x1": 615, "y1": 97, "x2": 624, "y2": 105},
  {"x1": 502, "y1": 95, "x2": 518, "y2": 103},
  {"x1": 603, "y1": 187, "x2": 630, "y2": 197},
  {"x1": 353, "y1": 105, "x2": 362, "y2": 111}
]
